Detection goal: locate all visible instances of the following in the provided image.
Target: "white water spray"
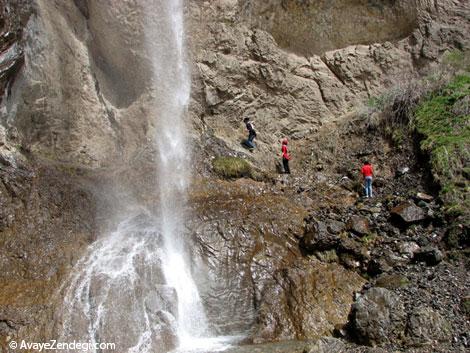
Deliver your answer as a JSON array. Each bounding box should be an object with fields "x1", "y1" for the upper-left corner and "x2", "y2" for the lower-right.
[
  {"x1": 58, "y1": 1, "x2": 238, "y2": 352},
  {"x1": 144, "y1": 0, "x2": 211, "y2": 342}
]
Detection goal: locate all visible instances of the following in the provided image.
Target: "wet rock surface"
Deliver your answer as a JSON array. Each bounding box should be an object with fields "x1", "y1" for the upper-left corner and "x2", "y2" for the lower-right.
[
  {"x1": 189, "y1": 179, "x2": 365, "y2": 343},
  {"x1": 0, "y1": 156, "x2": 96, "y2": 345},
  {"x1": 0, "y1": 0, "x2": 468, "y2": 352}
]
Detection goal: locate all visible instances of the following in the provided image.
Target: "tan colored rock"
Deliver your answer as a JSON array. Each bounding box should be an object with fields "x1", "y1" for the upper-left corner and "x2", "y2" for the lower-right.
[
  {"x1": 239, "y1": 0, "x2": 420, "y2": 56},
  {"x1": 187, "y1": 0, "x2": 470, "y2": 170},
  {"x1": 254, "y1": 260, "x2": 365, "y2": 342}
]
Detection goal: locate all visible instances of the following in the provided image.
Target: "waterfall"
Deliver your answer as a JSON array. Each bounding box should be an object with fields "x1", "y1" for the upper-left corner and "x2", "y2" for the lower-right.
[
  {"x1": 144, "y1": 0, "x2": 211, "y2": 344},
  {"x1": 57, "y1": 1, "x2": 238, "y2": 352}
]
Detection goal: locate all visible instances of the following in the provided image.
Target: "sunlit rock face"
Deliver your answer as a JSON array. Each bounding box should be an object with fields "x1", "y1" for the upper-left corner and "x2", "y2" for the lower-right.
[
  {"x1": 186, "y1": 0, "x2": 470, "y2": 170},
  {"x1": 239, "y1": 0, "x2": 421, "y2": 56},
  {"x1": 4, "y1": 0, "x2": 159, "y2": 167},
  {"x1": 0, "y1": 0, "x2": 469, "y2": 350}
]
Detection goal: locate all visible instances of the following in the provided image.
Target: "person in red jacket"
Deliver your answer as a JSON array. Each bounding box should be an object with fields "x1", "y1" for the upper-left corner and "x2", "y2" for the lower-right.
[
  {"x1": 281, "y1": 138, "x2": 291, "y2": 174},
  {"x1": 361, "y1": 161, "x2": 374, "y2": 198}
]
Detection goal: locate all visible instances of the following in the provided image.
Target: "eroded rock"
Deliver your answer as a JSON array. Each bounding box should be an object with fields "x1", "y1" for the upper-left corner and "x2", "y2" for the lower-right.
[
  {"x1": 351, "y1": 287, "x2": 406, "y2": 346},
  {"x1": 391, "y1": 202, "x2": 426, "y2": 224},
  {"x1": 406, "y1": 306, "x2": 451, "y2": 346},
  {"x1": 347, "y1": 216, "x2": 369, "y2": 236}
]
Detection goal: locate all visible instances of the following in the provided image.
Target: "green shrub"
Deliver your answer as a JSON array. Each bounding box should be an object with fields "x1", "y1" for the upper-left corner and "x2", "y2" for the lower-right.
[{"x1": 212, "y1": 156, "x2": 253, "y2": 179}]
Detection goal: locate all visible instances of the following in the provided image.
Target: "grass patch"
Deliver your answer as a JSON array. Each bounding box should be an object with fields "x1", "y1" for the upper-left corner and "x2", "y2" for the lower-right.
[
  {"x1": 376, "y1": 274, "x2": 410, "y2": 289},
  {"x1": 414, "y1": 74, "x2": 470, "y2": 218},
  {"x1": 212, "y1": 156, "x2": 253, "y2": 179}
]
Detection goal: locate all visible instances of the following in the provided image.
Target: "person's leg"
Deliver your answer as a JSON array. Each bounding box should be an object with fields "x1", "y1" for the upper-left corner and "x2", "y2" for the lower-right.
[
  {"x1": 366, "y1": 177, "x2": 372, "y2": 197},
  {"x1": 283, "y1": 158, "x2": 290, "y2": 174},
  {"x1": 245, "y1": 134, "x2": 254, "y2": 148}
]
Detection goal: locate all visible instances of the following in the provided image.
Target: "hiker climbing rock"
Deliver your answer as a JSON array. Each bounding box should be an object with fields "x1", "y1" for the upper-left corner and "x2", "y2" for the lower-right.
[
  {"x1": 281, "y1": 138, "x2": 291, "y2": 174},
  {"x1": 361, "y1": 160, "x2": 374, "y2": 198},
  {"x1": 243, "y1": 117, "x2": 256, "y2": 149}
]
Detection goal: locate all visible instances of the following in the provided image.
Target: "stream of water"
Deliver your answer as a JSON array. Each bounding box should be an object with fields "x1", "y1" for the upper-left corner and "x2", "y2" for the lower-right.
[{"x1": 58, "y1": 1, "x2": 240, "y2": 352}]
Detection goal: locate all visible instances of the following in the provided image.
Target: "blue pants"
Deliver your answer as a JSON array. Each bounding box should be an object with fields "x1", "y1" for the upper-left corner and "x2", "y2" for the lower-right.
[
  {"x1": 364, "y1": 176, "x2": 373, "y2": 197},
  {"x1": 246, "y1": 133, "x2": 256, "y2": 148}
]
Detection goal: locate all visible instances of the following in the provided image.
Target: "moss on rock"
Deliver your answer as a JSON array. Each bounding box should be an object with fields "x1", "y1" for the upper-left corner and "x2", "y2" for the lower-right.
[{"x1": 212, "y1": 156, "x2": 253, "y2": 179}]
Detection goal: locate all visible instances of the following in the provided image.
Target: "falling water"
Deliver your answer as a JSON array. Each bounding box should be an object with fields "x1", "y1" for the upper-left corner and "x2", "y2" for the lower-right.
[
  {"x1": 57, "y1": 1, "x2": 239, "y2": 352},
  {"x1": 144, "y1": 0, "x2": 211, "y2": 344}
]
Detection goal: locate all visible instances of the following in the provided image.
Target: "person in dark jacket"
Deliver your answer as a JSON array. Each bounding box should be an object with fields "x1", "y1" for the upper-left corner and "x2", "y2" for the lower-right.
[
  {"x1": 281, "y1": 138, "x2": 291, "y2": 174},
  {"x1": 243, "y1": 117, "x2": 256, "y2": 149}
]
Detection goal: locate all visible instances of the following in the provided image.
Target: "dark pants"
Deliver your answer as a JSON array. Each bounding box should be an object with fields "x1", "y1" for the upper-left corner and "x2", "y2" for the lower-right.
[
  {"x1": 283, "y1": 158, "x2": 290, "y2": 174},
  {"x1": 246, "y1": 132, "x2": 256, "y2": 148}
]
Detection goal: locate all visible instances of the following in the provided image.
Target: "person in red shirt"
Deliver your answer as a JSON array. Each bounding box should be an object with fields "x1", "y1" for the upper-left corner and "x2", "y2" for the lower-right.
[
  {"x1": 361, "y1": 161, "x2": 374, "y2": 198},
  {"x1": 281, "y1": 138, "x2": 291, "y2": 174}
]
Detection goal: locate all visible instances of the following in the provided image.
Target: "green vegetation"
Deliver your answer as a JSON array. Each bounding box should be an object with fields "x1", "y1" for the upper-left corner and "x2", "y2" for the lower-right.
[
  {"x1": 359, "y1": 232, "x2": 378, "y2": 246},
  {"x1": 414, "y1": 74, "x2": 469, "y2": 217},
  {"x1": 212, "y1": 156, "x2": 253, "y2": 179},
  {"x1": 376, "y1": 274, "x2": 410, "y2": 290},
  {"x1": 366, "y1": 50, "x2": 469, "y2": 223}
]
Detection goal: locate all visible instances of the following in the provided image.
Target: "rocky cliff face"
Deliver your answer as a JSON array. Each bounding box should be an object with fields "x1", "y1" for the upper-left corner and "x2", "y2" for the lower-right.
[
  {"x1": 0, "y1": 0, "x2": 468, "y2": 351},
  {"x1": 187, "y1": 0, "x2": 469, "y2": 171}
]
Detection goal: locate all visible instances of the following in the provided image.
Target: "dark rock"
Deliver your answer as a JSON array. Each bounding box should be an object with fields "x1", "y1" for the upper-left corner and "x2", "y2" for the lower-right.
[
  {"x1": 390, "y1": 202, "x2": 426, "y2": 224},
  {"x1": 413, "y1": 246, "x2": 444, "y2": 266},
  {"x1": 347, "y1": 216, "x2": 369, "y2": 236},
  {"x1": 326, "y1": 219, "x2": 345, "y2": 234},
  {"x1": 406, "y1": 306, "x2": 451, "y2": 346},
  {"x1": 351, "y1": 287, "x2": 406, "y2": 346},
  {"x1": 367, "y1": 258, "x2": 392, "y2": 276},
  {"x1": 301, "y1": 218, "x2": 339, "y2": 252}
]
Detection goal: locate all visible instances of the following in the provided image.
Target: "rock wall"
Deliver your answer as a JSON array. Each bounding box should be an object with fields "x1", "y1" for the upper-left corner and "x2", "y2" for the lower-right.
[
  {"x1": 0, "y1": 0, "x2": 468, "y2": 349},
  {"x1": 239, "y1": 0, "x2": 421, "y2": 56},
  {"x1": 187, "y1": 0, "x2": 470, "y2": 170}
]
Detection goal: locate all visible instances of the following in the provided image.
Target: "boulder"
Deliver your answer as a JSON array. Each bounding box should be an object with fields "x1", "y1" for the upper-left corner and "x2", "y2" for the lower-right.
[
  {"x1": 301, "y1": 218, "x2": 339, "y2": 252},
  {"x1": 397, "y1": 241, "x2": 420, "y2": 259},
  {"x1": 406, "y1": 307, "x2": 451, "y2": 346},
  {"x1": 351, "y1": 287, "x2": 406, "y2": 346},
  {"x1": 347, "y1": 216, "x2": 369, "y2": 236},
  {"x1": 391, "y1": 202, "x2": 426, "y2": 224},
  {"x1": 326, "y1": 219, "x2": 345, "y2": 234},
  {"x1": 413, "y1": 246, "x2": 444, "y2": 266}
]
